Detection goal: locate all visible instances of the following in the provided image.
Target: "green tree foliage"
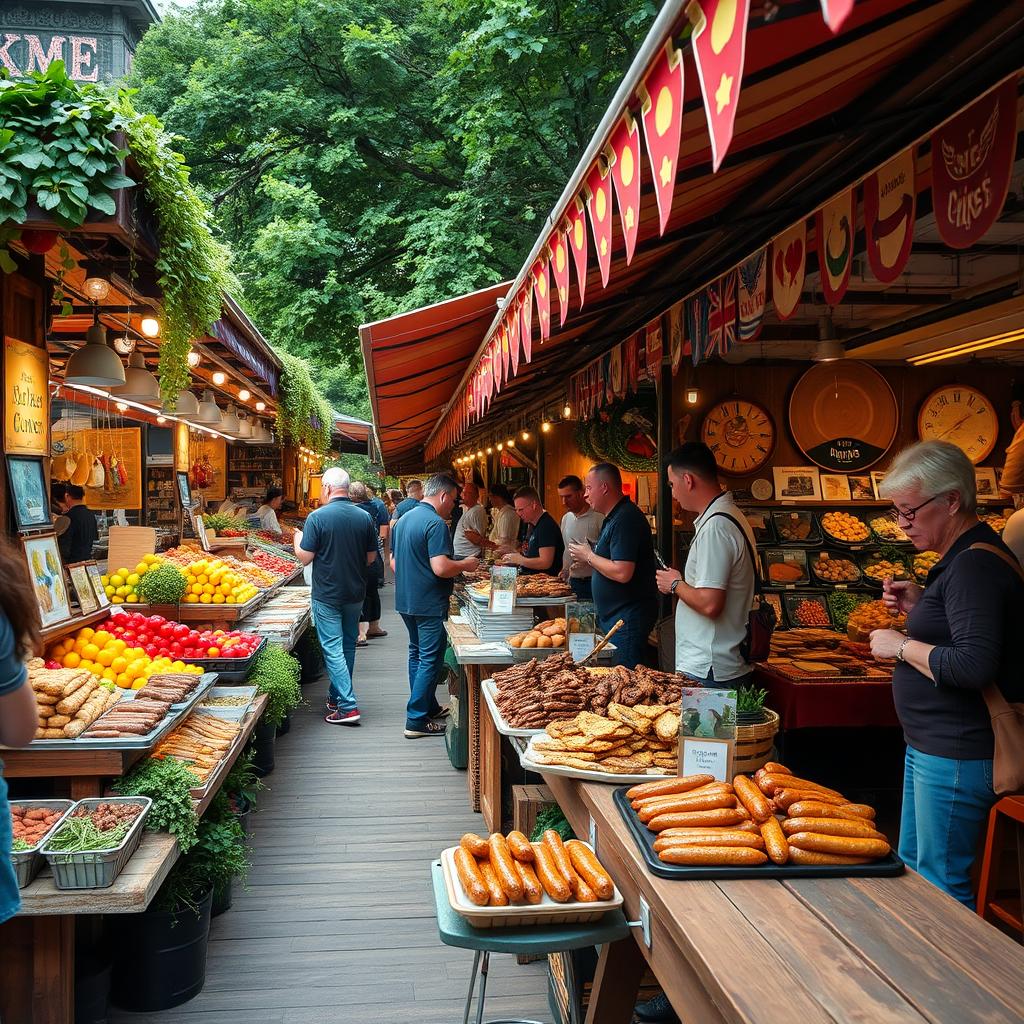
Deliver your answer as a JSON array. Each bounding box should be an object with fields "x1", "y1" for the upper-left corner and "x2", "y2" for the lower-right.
[{"x1": 128, "y1": 0, "x2": 656, "y2": 414}]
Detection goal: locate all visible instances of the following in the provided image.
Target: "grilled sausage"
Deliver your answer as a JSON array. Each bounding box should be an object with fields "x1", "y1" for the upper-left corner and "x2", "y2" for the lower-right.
[
  {"x1": 488, "y1": 833, "x2": 525, "y2": 900},
  {"x1": 733, "y1": 775, "x2": 774, "y2": 823},
  {"x1": 565, "y1": 840, "x2": 614, "y2": 900},
  {"x1": 454, "y1": 847, "x2": 489, "y2": 905},
  {"x1": 658, "y1": 846, "x2": 768, "y2": 866},
  {"x1": 532, "y1": 842, "x2": 571, "y2": 902},
  {"x1": 759, "y1": 817, "x2": 790, "y2": 865}
]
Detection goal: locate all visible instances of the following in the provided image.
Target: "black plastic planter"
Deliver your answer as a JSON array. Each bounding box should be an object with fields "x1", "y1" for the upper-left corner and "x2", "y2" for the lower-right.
[
  {"x1": 251, "y1": 718, "x2": 276, "y2": 776},
  {"x1": 211, "y1": 879, "x2": 233, "y2": 918},
  {"x1": 110, "y1": 886, "x2": 214, "y2": 1012},
  {"x1": 276, "y1": 712, "x2": 291, "y2": 737}
]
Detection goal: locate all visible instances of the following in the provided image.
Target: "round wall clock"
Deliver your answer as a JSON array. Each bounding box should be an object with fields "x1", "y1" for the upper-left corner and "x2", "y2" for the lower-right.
[
  {"x1": 789, "y1": 362, "x2": 898, "y2": 471},
  {"x1": 917, "y1": 385, "x2": 998, "y2": 464},
  {"x1": 700, "y1": 398, "x2": 776, "y2": 475}
]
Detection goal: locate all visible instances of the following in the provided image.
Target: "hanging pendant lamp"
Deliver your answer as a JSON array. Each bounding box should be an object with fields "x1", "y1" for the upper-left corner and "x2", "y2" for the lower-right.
[
  {"x1": 220, "y1": 403, "x2": 241, "y2": 434},
  {"x1": 195, "y1": 389, "x2": 223, "y2": 426},
  {"x1": 235, "y1": 412, "x2": 252, "y2": 439},
  {"x1": 162, "y1": 389, "x2": 200, "y2": 418},
  {"x1": 112, "y1": 351, "x2": 161, "y2": 405},
  {"x1": 65, "y1": 313, "x2": 126, "y2": 387}
]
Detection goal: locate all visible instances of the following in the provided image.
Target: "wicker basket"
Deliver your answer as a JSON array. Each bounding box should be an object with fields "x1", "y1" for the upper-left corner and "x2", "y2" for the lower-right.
[{"x1": 734, "y1": 708, "x2": 780, "y2": 773}]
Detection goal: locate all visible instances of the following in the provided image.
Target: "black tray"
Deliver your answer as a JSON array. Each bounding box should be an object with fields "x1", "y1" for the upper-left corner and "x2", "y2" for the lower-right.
[
  {"x1": 180, "y1": 636, "x2": 265, "y2": 682},
  {"x1": 612, "y1": 787, "x2": 905, "y2": 881}
]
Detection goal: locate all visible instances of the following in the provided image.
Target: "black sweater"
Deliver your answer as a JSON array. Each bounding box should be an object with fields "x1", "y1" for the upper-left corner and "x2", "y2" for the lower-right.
[{"x1": 893, "y1": 523, "x2": 1024, "y2": 760}]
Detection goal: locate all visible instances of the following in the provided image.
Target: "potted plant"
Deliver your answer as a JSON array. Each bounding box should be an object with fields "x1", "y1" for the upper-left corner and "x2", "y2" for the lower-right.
[
  {"x1": 248, "y1": 642, "x2": 302, "y2": 775},
  {"x1": 737, "y1": 685, "x2": 769, "y2": 726},
  {"x1": 222, "y1": 749, "x2": 263, "y2": 837}
]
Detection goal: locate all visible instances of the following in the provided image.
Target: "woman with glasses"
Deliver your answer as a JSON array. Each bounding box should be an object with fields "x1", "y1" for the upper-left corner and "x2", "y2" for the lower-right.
[{"x1": 871, "y1": 440, "x2": 1024, "y2": 905}]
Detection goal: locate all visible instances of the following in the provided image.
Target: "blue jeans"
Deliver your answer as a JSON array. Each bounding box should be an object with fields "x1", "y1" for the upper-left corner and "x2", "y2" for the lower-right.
[
  {"x1": 400, "y1": 613, "x2": 447, "y2": 729},
  {"x1": 899, "y1": 745, "x2": 996, "y2": 907},
  {"x1": 312, "y1": 599, "x2": 362, "y2": 712},
  {"x1": 599, "y1": 605, "x2": 656, "y2": 669},
  {"x1": 692, "y1": 670, "x2": 754, "y2": 689},
  {"x1": 569, "y1": 577, "x2": 593, "y2": 601}
]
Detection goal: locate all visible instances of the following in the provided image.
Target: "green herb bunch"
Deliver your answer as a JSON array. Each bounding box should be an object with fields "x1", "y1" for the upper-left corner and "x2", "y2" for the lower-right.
[
  {"x1": 200, "y1": 512, "x2": 247, "y2": 534},
  {"x1": 826, "y1": 591, "x2": 869, "y2": 631},
  {"x1": 737, "y1": 685, "x2": 768, "y2": 714},
  {"x1": 155, "y1": 814, "x2": 249, "y2": 915},
  {"x1": 248, "y1": 642, "x2": 302, "y2": 728},
  {"x1": 112, "y1": 757, "x2": 201, "y2": 851},
  {"x1": 222, "y1": 748, "x2": 263, "y2": 812},
  {"x1": 136, "y1": 562, "x2": 188, "y2": 604},
  {"x1": 530, "y1": 803, "x2": 575, "y2": 843}
]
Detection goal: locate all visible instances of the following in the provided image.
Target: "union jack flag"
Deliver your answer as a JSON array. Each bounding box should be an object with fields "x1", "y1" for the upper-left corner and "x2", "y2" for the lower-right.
[{"x1": 709, "y1": 271, "x2": 738, "y2": 357}]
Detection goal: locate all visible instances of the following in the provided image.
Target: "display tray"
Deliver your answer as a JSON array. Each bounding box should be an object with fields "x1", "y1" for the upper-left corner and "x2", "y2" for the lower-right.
[
  {"x1": 808, "y1": 550, "x2": 862, "y2": 586},
  {"x1": 24, "y1": 674, "x2": 216, "y2": 750},
  {"x1": 520, "y1": 735, "x2": 672, "y2": 785},
  {"x1": 197, "y1": 685, "x2": 258, "y2": 720},
  {"x1": 481, "y1": 679, "x2": 545, "y2": 738},
  {"x1": 505, "y1": 641, "x2": 617, "y2": 663},
  {"x1": 612, "y1": 787, "x2": 905, "y2": 880},
  {"x1": 761, "y1": 663, "x2": 892, "y2": 683},
  {"x1": 466, "y1": 588, "x2": 573, "y2": 606},
  {"x1": 10, "y1": 799, "x2": 76, "y2": 888},
  {"x1": 181, "y1": 636, "x2": 265, "y2": 681},
  {"x1": 858, "y1": 552, "x2": 913, "y2": 589},
  {"x1": 439, "y1": 844, "x2": 623, "y2": 928},
  {"x1": 770, "y1": 510, "x2": 821, "y2": 546}
]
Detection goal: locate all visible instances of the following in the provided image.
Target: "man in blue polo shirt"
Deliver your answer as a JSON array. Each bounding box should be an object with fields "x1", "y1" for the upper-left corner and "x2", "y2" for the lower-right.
[
  {"x1": 390, "y1": 479, "x2": 423, "y2": 524},
  {"x1": 392, "y1": 474, "x2": 480, "y2": 738},
  {"x1": 293, "y1": 467, "x2": 379, "y2": 726},
  {"x1": 568, "y1": 463, "x2": 657, "y2": 668}
]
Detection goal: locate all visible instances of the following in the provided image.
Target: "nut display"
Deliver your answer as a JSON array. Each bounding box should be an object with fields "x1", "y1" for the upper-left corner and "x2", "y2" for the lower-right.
[
  {"x1": 981, "y1": 512, "x2": 1009, "y2": 533},
  {"x1": 869, "y1": 516, "x2": 910, "y2": 543},
  {"x1": 789, "y1": 599, "x2": 831, "y2": 628},
  {"x1": 811, "y1": 553, "x2": 859, "y2": 583},
  {"x1": 821, "y1": 511, "x2": 870, "y2": 544},
  {"x1": 774, "y1": 512, "x2": 814, "y2": 542},
  {"x1": 913, "y1": 551, "x2": 940, "y2": 579},
  {"x1": 862, "y1": 557, "x2": 910, "y2": 583}
]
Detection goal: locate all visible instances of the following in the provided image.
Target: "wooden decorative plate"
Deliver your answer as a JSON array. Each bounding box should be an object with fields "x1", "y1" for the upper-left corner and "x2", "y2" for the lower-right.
[{"x1": 789, "y1": 362, "x2": 898, "y2": 472}]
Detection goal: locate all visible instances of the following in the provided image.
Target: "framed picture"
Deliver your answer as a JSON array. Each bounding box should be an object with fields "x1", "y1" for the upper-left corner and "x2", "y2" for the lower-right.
[
  {"x1": 975, "y1": 467, "x2": 998, "y2": 500},
  {"x1": 772, "y1": 465, "x2": 821, "y2": 501},
  {"x1": 194, "y1": 515, "x2": 211, "y2": 552},
  {"x1": 870, "y1": 471, "x2": 888, "y2": 500},
  {"x1": 820, "y1": 474, "x2": 852, "y2": 502},
  {"x1": 85, "y1": 562, "x2": 111, "y2": 609},
  {"x1": 21, "y1": 533, "x2": 71, "y2": 628},
  {"x1": 176, "y1": 470, "x2": 193, "y2": 511},
  {"x1": 66, "y1": 561, "x2": 99, "y2": 614},
  {"x1": 5, "y1": 454, "x2": 51, "y2": 532},
  {"x1": 849, "y1": 474, "x2": 874, "y2": 500}
]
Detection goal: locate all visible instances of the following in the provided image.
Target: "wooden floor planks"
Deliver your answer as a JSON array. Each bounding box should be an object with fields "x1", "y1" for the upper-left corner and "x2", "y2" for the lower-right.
[{"x1": 110, "y1": 587, "x2": 550, "y2": 1022}]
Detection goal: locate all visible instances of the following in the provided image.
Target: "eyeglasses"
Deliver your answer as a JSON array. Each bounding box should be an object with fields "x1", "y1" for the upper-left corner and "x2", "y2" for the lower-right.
[{"x1": 893, "y1": 493, "x2": 941, "y2": 523}]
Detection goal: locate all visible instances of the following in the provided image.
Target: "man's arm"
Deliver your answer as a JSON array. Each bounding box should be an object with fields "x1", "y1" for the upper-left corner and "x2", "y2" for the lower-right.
[
  {"x1": 588, "y1": 550, "x2": 635, "y2": 584},
  {"x1": 505, "y1": 548, "x2": 556, "y2": 572},
  {"x1": 676, "y1": 579, "x2": 727, "y2": 619},
  {"x1": 430, "y1": 554, "x2": 479, "y2": 578},
  {"x1": 292, "y1": 528, "x2": 314, "y2": 566}
]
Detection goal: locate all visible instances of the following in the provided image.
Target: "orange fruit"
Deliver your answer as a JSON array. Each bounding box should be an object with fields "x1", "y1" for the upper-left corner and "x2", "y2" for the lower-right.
[
  {"x1": 82, "y1": 642, "x2": 100, "y2": 661},
  {"x1": 62, "y1": 651, "x2": 81, "y2": 669}
]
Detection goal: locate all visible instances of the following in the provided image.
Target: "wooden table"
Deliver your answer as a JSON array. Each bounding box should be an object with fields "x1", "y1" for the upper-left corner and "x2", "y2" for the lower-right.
[
  {"x1": 541, "y1": 773, "x2": 1024, "y2": 1024},
  {"x1": 0, "y1": 695, "x2": 267, "y2": 1024},
  {"x1": 754, "y1": 665, "x2": 899, "y2": 731}
]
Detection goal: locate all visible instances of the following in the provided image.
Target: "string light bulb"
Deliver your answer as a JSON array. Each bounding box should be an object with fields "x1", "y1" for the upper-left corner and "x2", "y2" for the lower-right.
[
  {"x1": 563, "y1": 403, "x2": 572, "y2": 418},
  {"x1": 256, "y1": 401, "x2": 266, "y2": 412},
  {"x1": 212, "y1": 370, "x2": 227, "y2": 386},
  {"x1": 507, "y1": 438, "x2": 515, "y2": 447},
  {"x1": 477, "y1": 450, "x2": 484, "y2": 458},
  {"x1": 541, "y1": 421, "x2": 551, "y2": 433},
  {"x1": 238, "y1": 389, "x2": 250, "y2": 401},
  {"x1": 486, "y1": 446, "x2": 493, "y2": 455},
  {"x1": 156, "y1": 415, "x2": 166, "y2": 424},
  {"x1": 115, "y1": 401, "x2": 128, "y2": 412},
  {"x1": 521, "y1": 430, "x2": 530, "y2": 441},
  {"x1": 497, "y1": 442, "x2": 503, "y2": 451},
  {"x1": 187, "y1": 348, "x2": 201, "y2": 368},
  {"x1": 140, "y1": 316, "x2": 160, "y2": 338}
]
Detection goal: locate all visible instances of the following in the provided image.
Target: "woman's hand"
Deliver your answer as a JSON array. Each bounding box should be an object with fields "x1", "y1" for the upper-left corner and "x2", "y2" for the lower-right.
[
  {"x1": 869, "y1": 628, "x2": 906, "y2": 661},
  {"x1": 656, "y1": 568, "x2": 682, "y2": 595},
  {"x1": 882, "y1": 578, "x2": 922, "y2": 615}
]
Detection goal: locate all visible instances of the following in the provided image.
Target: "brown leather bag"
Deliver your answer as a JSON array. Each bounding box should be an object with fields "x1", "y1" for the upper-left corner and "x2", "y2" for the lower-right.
[{"x1": 968, "y1": 543, "x2": 1024, "y2": 795}]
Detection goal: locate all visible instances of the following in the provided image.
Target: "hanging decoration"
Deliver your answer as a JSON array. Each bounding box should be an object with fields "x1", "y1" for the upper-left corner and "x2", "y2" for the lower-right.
[
  {"x1": 707, "y1": 271, "x2": 738, "y2": 358},
  {"x1": 607, "y1": 114, "x2": 642, "y2": 264},
  {"x1": 864, "y1": 148, "x2": 915, "y2": 283},
  {"x1": 737, "y1": 247, "x2": 767, "y2": 341},
  {"x1": 509, "y1": 301, "x2": 521, "y2": 376},
  {"x1": 585, "y1": 160, "x2": 614, "y2": 287},
  {"x1": 931, "y1": 77, "x2": 1017, "y2": 250},
  {"x1": 567, "y1": 198, "x2": 589, "y2": 309},
  {"x1": 688, "y1": 289, "x2": 711, "y2": 366},
  {"x1": 771, "y1": 220, "x2": 806, "y2": 320},
  {"x1": 625, "y1": 332, "x2": 640, "y2": 394},
  {"x1": 549, "y1": 229, "x2": 571, "y2": 326},
  {"x1": 637, "y1": 40, "x2": 685, "y2": 235},
  {"x1": 610, "y1": 344, "x2": 625, "y2": 400},
  {"x1": 645, "y1": 318, "x2": 664, "y2": 379},
  {"x1": 815, "y1": 187, "x2": 855, "y2": 305},
  {"x1": 519, "y1": 286, "x2": 534, "y2": 364},
  {"x1": 500, "y1": 322, "x2": 511, "y2": 381},
  {"x1": 669, "y1": 300, "x2": 686, "y2": 374},
  {"x1": 687, "y1": 0, "x2": 751, "y2": 172},
  {"x1": 820, "y1": 0, "x2": 855, "y2": 32},
  {"x1": 532, "y1": 255, "x2": 551, "y2": 342}
]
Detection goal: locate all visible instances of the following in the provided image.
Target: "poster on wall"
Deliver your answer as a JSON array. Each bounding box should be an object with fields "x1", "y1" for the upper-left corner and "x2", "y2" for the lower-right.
[
  {"x1": 190, "y1": 437, "x2": 227, "y2": 502},
  {"x1": 4, "y1": 336, "x2": 49, "y2": 455},
  {"x1": 5, "y1": 454, "x2": 51, "y2": 532},
  {"x1": 22, "y1": 533, "x2": 71, "y2": 628},
  {"x1": 51, "y1": 428, "x2": 142, "y2": 510}
]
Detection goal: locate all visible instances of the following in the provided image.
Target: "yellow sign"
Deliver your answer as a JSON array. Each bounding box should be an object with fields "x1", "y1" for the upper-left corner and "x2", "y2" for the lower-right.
[{"x1": 4, "y1": 336, "x2": 48, "y2": 455}]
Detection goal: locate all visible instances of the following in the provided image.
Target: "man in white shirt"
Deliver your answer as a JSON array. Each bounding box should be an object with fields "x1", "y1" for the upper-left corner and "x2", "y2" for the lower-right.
[
  {"x1": 655, "y1": 443, "x2": 757, "y2": 687},
  {"x1": 556, "y1": 475, "x2": 604, "y2": 601},
  {"x1": 453, "y1": 482, "x2": 488, "y2": 558},
  {"x1": 479, "y1": 483, "x2": 520, "y2": 553}
]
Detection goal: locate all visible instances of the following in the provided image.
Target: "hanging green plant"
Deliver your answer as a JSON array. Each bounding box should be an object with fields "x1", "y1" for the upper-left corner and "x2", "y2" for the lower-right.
[
  {"x1": 116, "y1": 96, "x2": 235, "y2": 406},
  {"x1": 276, "y1": 350, "x2": 333, "y2": 454},
  {"x1": 604, "y1": 402, "x2": 658, "y2": 472}
]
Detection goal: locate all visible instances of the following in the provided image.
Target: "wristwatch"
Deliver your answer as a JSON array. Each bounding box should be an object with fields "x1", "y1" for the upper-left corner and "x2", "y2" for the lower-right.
[
  {"x1": 669, "y1": 578, "x2": 681, "y2": 595},
  {"x1": 896, "y1": 637, "x2": 910, "y2": 662}
]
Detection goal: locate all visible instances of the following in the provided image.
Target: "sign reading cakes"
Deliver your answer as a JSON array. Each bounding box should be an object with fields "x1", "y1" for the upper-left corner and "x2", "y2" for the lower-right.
[
  {"x1": 788, "y1": 362, "x2": 898, "y2": 473},
  {"x1": 4, "y1": 337, "x2": 48, "y2": 455}
]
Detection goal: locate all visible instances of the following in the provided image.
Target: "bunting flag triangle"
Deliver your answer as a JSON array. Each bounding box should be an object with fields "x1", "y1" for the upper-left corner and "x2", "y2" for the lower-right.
[
  {"x1": 820, "y1": 0, "x2": 855, "y2": 33},
  {"x1": 492, "y1": 339, "x2": 502, "y2": 394},
  {"x1": 688, "y1": 289, "x2": 711, "y2": 366},
  {"x1": 520, "y1": 286, "x2": 534, "y2": 363},
  {"x1": 637, "y1": 40, "x2": 685, "y2": 235},
  {"x1": 687, "y1": 0, "x2": 750, "y2": 172},
  {"x1": 816, "y1": 188, "x2": 854, "y2": 305},
  {"x1": 585, "y1": 161, "x2": 614, "y2": 287},
  {"x1": 669, "y1": 300, "x2": 685, "y2": 374},
  {"x1": 549, "y1": 229, "x2": 571, "y2": 326},
  {"x1": 606, "y1": 114, "x2": 642, "y2": 264},
  {"x1": 712, "y1": 270, "x2": 738, "y2": 356},
  {"x1": 864, "y1": 148, "x2": 916, "y2": 284},
  {"x1": 610, "y1": 345, "x2": 624, "y2": 399},
  {"x1": 567, "y1": 198, "x2": 588, "y2": 309},
  {"x1": 509, "y1": 305, "x2": 521, "y2": 376},
  {"x1": 737, "y1": 248, "x2": 767, "y2": 340},
  {"x1": 771, "y1": 220, "x2": 806, "y2": 320},
  {"x1": 645, "y1": 317, "x2": 664, "y2": 378},
  {"x1": 500, "y1": 322, "x2": 511, "y2": 380},
  {"x1": 706, "y1": 278, "x2": 723, "y2": 356},
  {"x1": 532, "y1": 255, "x2": 551, "y2": 342}
]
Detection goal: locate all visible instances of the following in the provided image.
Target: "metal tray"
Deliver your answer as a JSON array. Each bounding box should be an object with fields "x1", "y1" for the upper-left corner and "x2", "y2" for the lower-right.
[
  {"x1": 481, "y1": 678, "x2": 545, "y2": 738},
  {"x1": 198, "y1": 684, "x2": 258, "y2": 720},
  {"x1": 181, "y1": 636, "x2": 265, "y2": 682},
  {"x1": 612, "y1": 787, "x2": 905, "y2": 880},
  {"x1": 27, "y1": 674, "x2": 216, "y2": 750},
  {"x1": 9, "y1": 799, "x2": 75, "y2": 888},
  {"x1": 42, "y1": 797, "x2": 152, "y2": 890},
  {"x1": 520, "y1": 735, "x2": 672, "y2": 785}
]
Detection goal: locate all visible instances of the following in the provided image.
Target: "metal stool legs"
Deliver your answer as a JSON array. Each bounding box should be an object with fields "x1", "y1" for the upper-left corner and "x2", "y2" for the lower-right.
[{"x1": 461, "y1": 948, "x2": 545, "y2": 1024}]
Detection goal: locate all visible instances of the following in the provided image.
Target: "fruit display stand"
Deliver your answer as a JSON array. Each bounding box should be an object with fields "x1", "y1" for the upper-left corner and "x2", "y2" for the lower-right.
[
  {"x1": 531, "y1": 772, "x2": 1024, "y2": 1024},
  {"x1": 0, "y1": 694, "x2": 267, "y2": 1024}
]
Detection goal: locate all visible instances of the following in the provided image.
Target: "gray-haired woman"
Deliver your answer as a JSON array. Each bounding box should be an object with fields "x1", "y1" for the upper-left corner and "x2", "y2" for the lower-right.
[{"x1": 870, "y1": 440, "x2": 1024, "y2": 906}]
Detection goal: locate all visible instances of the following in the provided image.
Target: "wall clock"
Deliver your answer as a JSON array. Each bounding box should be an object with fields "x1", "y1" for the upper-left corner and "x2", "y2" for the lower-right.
[
  {"x1": 700, "y1": 398, "x2": 776, "y2": 475},
  {"x1": 917, "y1": 385, "x2": 998, "y2": 464}
]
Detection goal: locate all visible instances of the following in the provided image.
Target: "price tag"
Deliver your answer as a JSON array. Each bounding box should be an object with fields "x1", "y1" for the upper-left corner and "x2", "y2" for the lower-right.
[
  {"x1": 588, "y1": 815, "x2": 597, "y2": 850},
  {"x1": 488, "y1": 566, "x2": 517, "y2": 614},
  {"x1": 567, "y1": 600, "x2": 596, "y2": 663},
  {"x1": 569, "y1": 633, "x2": 595, "y2": 661}
]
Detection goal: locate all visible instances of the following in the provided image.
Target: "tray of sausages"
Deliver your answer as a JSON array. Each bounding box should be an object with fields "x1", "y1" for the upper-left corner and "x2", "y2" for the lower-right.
[
  {"x1": 440, "y1": 830, "x2": 622, "y2": 927},
  {"x1": 614, "y1": 763, "x2": 904, "y2": 880}
]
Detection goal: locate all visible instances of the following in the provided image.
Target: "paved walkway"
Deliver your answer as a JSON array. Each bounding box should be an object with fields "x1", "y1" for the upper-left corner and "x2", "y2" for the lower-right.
[{"x1": 113, "y1": 587, "x2": 549, "y2": 1023}]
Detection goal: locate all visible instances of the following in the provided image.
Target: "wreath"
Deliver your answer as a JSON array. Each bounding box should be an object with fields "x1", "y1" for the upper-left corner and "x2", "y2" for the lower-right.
[{"x1": 574, "y1": 400, "x2": 658, "y2": 472}]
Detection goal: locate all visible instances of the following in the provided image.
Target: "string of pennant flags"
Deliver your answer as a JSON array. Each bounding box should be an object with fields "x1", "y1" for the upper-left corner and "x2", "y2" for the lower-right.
[{"x1": 426, "y1": 4, "x2": 1016, "y2": 462}]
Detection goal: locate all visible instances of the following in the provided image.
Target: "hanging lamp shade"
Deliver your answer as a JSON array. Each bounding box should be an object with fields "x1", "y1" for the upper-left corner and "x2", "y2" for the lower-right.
[
  {"x1": 220, "y1": 403, "x2": 240, "y2": 434},
  {"x1": 195, "y1": 389, "x2": 223, "y2": 425},
  {"x1": 111, "y1": 351, "x2": 161, "y2": 405},
  {"x1": 258, "y1": 423, "x2": 272, "y2": 443},
  {"x1": 162, "y1": 389, "x2": 200, "y2": 417},
  {"x1": 235, "y1": 412, "x2": 252, "y2": 438},
  {"x1": 65, "y1": 320, "x2": 126, "y2": 387}
]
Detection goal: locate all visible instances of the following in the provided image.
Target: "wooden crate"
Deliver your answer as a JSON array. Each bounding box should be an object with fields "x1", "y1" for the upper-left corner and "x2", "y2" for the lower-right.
[{"x1": 513, "y1": 784, "x2": 554, "y2": 840}]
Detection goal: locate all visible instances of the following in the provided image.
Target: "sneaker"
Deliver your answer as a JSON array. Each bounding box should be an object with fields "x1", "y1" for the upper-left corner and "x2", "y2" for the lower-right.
[
  {"x1": 325, "y1": 708, "x2": 361, "y2": 726},
  {"x1": 635, "y1": 992, "x2": 679, "y2": 1023},
  {"x1": 325, "y1": 700, "x2": 337, "y2": 714},
  {"x1": 404, "y1": 720, "x2": 446, "y2": 738},
  {"x1": 430, "y1": 706, "x2": 451, "y2": 720}
]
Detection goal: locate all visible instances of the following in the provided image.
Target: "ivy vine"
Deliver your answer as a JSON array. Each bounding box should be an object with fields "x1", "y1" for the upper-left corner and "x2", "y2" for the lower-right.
[{"x1": 276, "y1": 350, "x2": 333, "y2": 454}]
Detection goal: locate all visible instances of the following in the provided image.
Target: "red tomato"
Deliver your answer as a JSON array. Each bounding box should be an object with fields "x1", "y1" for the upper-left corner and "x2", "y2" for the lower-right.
[
  {"x1": 207, "y1": 647, "x2": 220, "y2": 657},
  {"x1": 173, "y1": 623, "x2": 189, "y2": 640},
  {"x1": 145, "y1": 645, "x2": 159, "y2": 657},
  {"x1": 149, "y1": 615, "x2": 165, "y2": 626}
]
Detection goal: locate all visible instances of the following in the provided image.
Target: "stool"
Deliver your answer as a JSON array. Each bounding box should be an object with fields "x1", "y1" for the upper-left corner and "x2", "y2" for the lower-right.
[
  {"x1": 431, "y1": 860, "x2": 630, "y2": 1024},
  {"x1": 976, "y1": 795, "x2": 1024, "y2": 937}
]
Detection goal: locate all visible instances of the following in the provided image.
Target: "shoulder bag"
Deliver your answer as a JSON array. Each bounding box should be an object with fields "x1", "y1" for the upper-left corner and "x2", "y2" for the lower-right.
[{"x1": 967, "y1": 542, "x2": 1024, "y2": 795}]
